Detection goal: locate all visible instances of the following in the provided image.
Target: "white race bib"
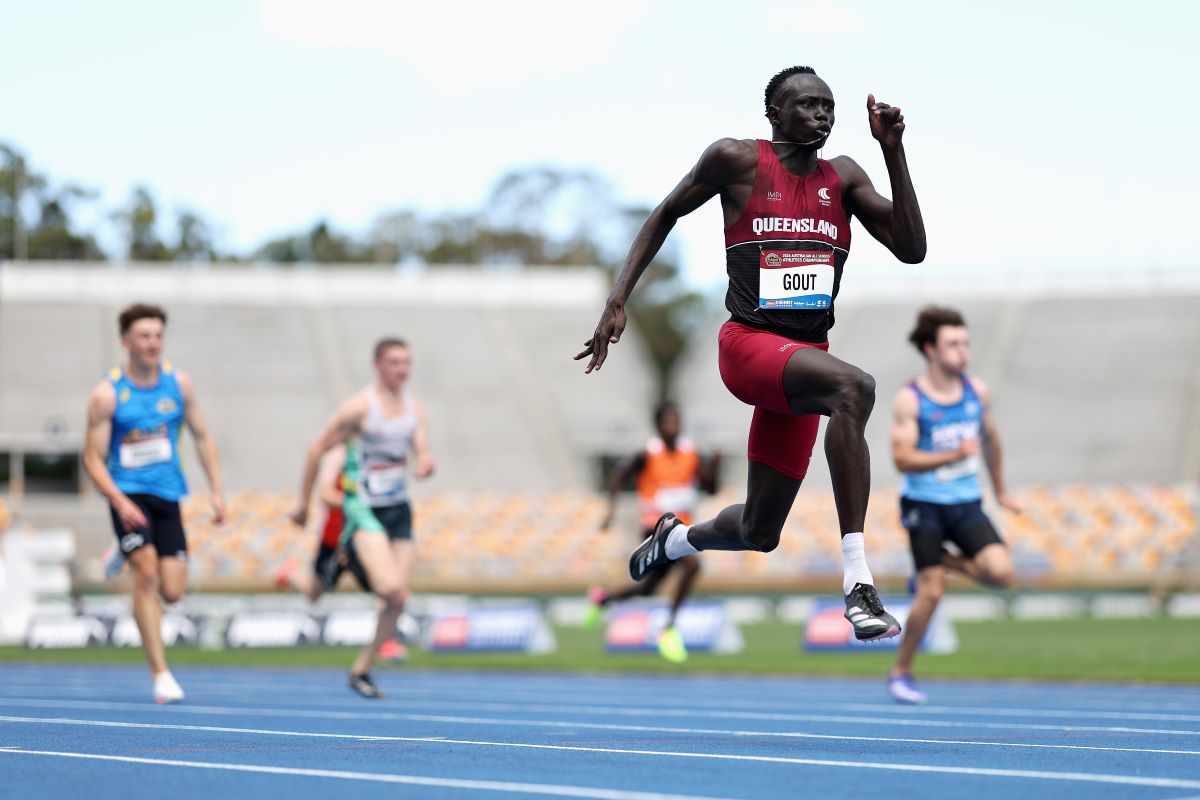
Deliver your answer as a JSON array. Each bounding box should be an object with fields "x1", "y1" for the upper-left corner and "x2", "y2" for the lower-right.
[
  {"x1": 936, "y1": 454, "x2": 980, "y2": 483},
  {"x1": 365, "y1": 463, "x2": 408, "y2": 497},
  {"x1": 119, "y1": 435, "x2": 172, "y2": 469},
  {"x1": 759, "y1": 250, "x2": 835, "y2": 309},
  {"x1": 654, "y1": 485, "x2": 698, "y2": 515}
]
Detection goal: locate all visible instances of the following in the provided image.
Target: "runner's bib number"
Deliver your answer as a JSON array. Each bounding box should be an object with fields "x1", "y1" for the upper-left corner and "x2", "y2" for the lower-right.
[
  {"x1": 365, "y1": 463, "x2": 408, "y2": 497},
  {"x1": 119, "y1": 434, "x2": 172, "y2": 469},
  {"x1": 654, "y1": 485, "x2": 699, "y2": 515},
  {"x1": 936, "y1": 455, "x2": 980, "y2": 483},
  {"x1": 759, "y1": 250, "x2": 834, "y2": 309}
]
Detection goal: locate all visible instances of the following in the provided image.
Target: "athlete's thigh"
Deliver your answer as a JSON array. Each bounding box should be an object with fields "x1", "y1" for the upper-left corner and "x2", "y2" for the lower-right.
[
  {"x1": 781, "y1": 346, "x2": 868, "y2": 415},
  {"x1": 389, "y1": 538, "x2": 416, "y2": 591},
  {"x1": 126, "y1": 543, "x2": 160, "y2": 581},
  {"x1": 158, "y1": 556, "x2": 188, "y2": 600},
  {"x1": 901, "y1": 498, "x2": 949, "y2": 572},
  {"x1": 353, "y1": 530, "x2": 402, "y2": 595},
  {"x1": 970, "y1": 542, "x2": 1012, "y2": 582}
]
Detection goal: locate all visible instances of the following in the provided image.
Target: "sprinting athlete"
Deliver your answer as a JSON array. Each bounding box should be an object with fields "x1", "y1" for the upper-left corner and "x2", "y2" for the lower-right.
[
  {"x1": 576, "y1": 66, "x2": 926, "y2": 639},
  {"x1": 888, "y1": 306, "x2": 1019, "y2": 703},
  {"x1": 83, "y1": 303, "x2": 226, "y2": 703},
  {"x1": 290, "y1": 337, "x2": 434, "y2": 698},
  {"x1": 585, "y1": 401, "x2": 720, "y2": 663}
]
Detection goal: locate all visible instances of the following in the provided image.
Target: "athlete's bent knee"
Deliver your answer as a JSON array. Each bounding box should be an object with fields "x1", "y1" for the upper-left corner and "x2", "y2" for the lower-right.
[
  {"x1": 377, "y1": 587, "x2": 406, "y2": 609},
  {"x1": 160, "y1": 586, "x2": 184, "y2": 604},
  {"x1": 981, "y1": 564, "x2": 1014, "y2": 589},
  {"x1": 832, "y1": 369, "x2": 876, "y2": 418},
  {"x1": 741, "y1": 527, "x2": 781, "y2": 553}
]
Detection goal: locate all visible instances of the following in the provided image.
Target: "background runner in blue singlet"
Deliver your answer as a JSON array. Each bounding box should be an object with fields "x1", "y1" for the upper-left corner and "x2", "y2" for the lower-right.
[
  {"x1": 82, "y1": 303, "x2": 226, "y2": 704},
  {"x1": 888, "y1": 305, "x2": 1021, "y2": 704}
]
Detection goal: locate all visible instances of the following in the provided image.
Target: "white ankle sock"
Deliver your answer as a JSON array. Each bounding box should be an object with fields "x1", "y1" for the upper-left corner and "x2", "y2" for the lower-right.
[
  {"x1": 665, "y1": 524, "x2": 697, "y2": 560},
  {"x1": 840, "y1": 532, "x2": 874, "y2": 595}
]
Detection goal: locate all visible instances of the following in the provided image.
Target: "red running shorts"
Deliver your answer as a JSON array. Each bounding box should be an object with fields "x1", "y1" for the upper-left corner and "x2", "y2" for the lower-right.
[{"x1": 717, "y1": 320, "x2": 828, "y2": 481}]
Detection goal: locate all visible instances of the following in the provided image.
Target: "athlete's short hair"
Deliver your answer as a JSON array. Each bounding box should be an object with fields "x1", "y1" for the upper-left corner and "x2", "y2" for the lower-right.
[
  {"x1": 764, "y1": 65, "x2": 818, "y2": 114},
  {"x1": 654, "y1": 400, "x2": 679, "y2": 428},
  {"x1": 373, "y1": 337, "x2": 409, "y2": 361},
  {"x1": 118, "y1": 303, "x2": 167, "y2": 335},
  {"x1": 909, "y1": 306, "x2": 966, "y2": 357}
]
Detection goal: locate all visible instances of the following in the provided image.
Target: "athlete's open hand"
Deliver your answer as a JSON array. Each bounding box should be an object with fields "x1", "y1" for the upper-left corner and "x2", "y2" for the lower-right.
[
  {"x1": 415, "y1": 455, "x2": 436, "y2": 479},
  {"x1": 997, "y1": 493, "x2": 1024, "y2": 514},
  {"x1": 114, "y1": 495, "x2": 149, "y2": 533},
  {"x1": 867, "y1": 94, "x2": 905, "y2": 150},
  {"x1": 575, "y1": 303, "x2": 627, "y2": 373}
]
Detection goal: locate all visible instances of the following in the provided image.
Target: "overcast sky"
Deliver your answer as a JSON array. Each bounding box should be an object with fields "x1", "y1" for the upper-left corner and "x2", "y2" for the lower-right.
[{"x1": 2, "y1": 0, "x2": 1196, "y2": 289}]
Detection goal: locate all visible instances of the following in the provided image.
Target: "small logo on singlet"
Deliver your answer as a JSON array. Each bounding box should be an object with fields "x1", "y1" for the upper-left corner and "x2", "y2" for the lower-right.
[
  {"x1": 156, "y1": 397, "x2": 177, "y2": 414},
  {"x1": 119, "y1": 388, "x2": 131, "y2": 404},
  {"x1": 766, "y1": 191, "x2": 782, "y2": 202},
  {"x1": 817, "y1": 187, "x2": 832, "y2": 207}
]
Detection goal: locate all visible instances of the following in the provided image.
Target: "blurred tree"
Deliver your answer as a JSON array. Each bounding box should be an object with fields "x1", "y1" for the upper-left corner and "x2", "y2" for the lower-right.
[
  {"x1": 174, "y1": 209, "x2": 216, "y2": 262},
  {"x1": 26, "y1": 185, "x2": 105, "y2": 260},
  {"x1": 114, "y1": 186, "x2": 171, "y2": 261}
]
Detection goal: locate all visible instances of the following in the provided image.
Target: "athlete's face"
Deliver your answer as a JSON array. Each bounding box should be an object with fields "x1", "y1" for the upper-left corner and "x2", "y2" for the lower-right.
[
  {"x1": 769, "y1": 75, "x2": 835, "y2": 148},
  {"x1": 121, "y1": 318, "x2": 165, "y2": 369},
  {"x1": 928, "y1": 325, "x2": 970, "y2": 374},
  {"x1": 657, "y1": 408, "x2": 681, "y2": 442},
  {"x1": 375, "y1": 345, "x2": 412, "y2": 391}
]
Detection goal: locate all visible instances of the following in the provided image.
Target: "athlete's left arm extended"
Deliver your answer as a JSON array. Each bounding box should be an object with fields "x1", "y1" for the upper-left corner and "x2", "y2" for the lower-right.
[
  {"x1": 178, "y1": 370, "x2": 226, "y2": 523},
  {"x1": 974, "y1": 378, "x2": 1022, "y2": 514},
  {"x1": 835, "y1": 95, "x2": 926, "y2": 264},
  {"x1": 413, "y1": 400, "x2": 435, "y2": 479}
]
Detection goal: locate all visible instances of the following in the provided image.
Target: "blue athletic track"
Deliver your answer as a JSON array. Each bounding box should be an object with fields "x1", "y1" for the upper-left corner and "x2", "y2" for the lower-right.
[{"x1": 2, "y1": 665, "x2": 1199, "y2": 799}]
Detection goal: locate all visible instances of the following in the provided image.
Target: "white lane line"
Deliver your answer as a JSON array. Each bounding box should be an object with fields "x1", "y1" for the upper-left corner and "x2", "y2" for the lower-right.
[
  {"x1": 3, "y1": 696, "x2": 1196, "y2": 738},
  {"x1": 4, "y1": 680, "x2": 1198, "y2": 723},
  {"x1": 5, "y1": 713, "x2": 1200, "y2": 757},
  {"x1": 5, "y1": 737, "x2": 1198, "y2": 791},
  {"x1": 0, "y1": 748, "x2": 735, "y2": 800}
]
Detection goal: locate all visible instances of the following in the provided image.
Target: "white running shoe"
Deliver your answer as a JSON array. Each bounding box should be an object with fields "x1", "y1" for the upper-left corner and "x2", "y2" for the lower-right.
[
  {"x1": 101, "y1": 546, "x2": 126, "y2": 579},
  {"x1": 153, "y1": 671, "x2": 185, "y2": 704}
]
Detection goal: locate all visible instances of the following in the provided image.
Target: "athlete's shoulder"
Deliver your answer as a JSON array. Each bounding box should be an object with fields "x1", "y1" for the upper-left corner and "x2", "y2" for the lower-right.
[
  {"x1": 825, "y1": 154, "x2": 868, "y2": 185},
  {"x1": 695, "y1": 138, "x2": 758, "y2": 183},
  {"x1": 892, "y1": 383, "x2": 920, "y2": 414},
  {"x1": 964, "y1": 374, "x2": 990, "y2": 404},
  {"x1": 87, "y1": 379, "x2": 117, "y2": 416}
]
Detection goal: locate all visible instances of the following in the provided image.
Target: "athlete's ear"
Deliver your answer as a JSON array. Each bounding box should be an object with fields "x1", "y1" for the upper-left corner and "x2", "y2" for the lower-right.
[{"x1": 765, "y1": 104, "x2": 781, "y2": 125}]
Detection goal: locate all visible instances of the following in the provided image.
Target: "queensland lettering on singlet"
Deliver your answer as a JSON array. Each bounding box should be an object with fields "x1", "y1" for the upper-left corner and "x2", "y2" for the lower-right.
[{"x1": 724, "y1": 140, "x2": 852, "y2": 343}]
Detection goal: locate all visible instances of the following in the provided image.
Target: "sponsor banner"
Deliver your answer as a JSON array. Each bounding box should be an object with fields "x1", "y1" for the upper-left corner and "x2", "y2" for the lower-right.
[
  {"x1": 604, "y1": 600, "x2": 744, "y2": 654},
  {"x1": 24, "y1": 615, "x2": 109, "y2": 649},
  {"x1": 322, "y1": 609, "x2": 381, "y2": 647},
  {"x1": 803, "y1": 598, "x2": 957, "y2": 653},
  {"x1": 225, "y1": 612, "x2": 321, "y2": 648},
  {"x1": 423, "y1": 603, "x2": 555, "y2": 654},
  {"x1": 109, "y1": 614, "x2": 199, "y2": 648}
]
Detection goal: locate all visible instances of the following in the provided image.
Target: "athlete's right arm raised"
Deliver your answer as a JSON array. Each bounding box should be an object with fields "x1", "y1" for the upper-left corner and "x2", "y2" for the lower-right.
[
  {"x1": 891, "y1": 388, "x2": 979, "y2": 473},
  {"x1": 82, "y1": 382, "x2": 148, "y2": 533},
  {"x1": 575, "y1": 139, "x2": 754, "y2": 373},
  {"x1": 290, "y1": 395, "x2": 367, "y2": 527}
]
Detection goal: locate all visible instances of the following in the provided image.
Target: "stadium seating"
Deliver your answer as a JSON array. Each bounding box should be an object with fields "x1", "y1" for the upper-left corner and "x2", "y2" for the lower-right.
[{"x1": 176, "y1": 484, "x2": 1198, "y2": 590}]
